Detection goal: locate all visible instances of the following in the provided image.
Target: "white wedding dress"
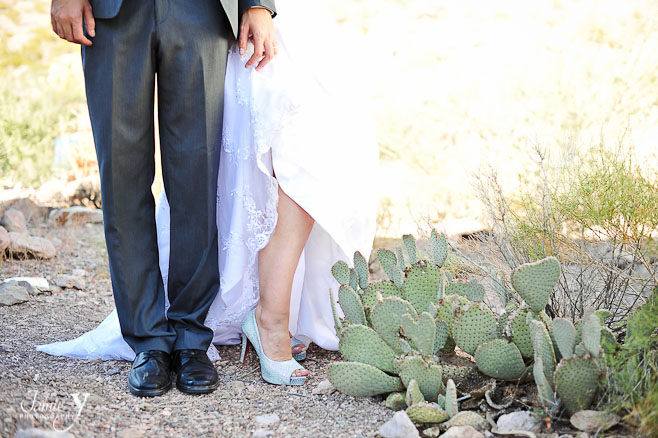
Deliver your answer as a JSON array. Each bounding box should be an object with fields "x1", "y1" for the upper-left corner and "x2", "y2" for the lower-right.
[{"x1": 37, "y1": 1, "x2": 379, "y2": 361}]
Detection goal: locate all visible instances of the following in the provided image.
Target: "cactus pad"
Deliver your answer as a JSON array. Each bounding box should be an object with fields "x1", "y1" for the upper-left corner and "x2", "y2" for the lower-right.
[
  {"x1": 444, "y1": 379, "x2": 458, "y2": 418},
  {"x1": 400, "y1": 356, "x2": 445, "y2": 401},
  {"x1": 401, "y1": 312, "x2": 436, "y2": 355},
  {"x1": 352, "y1": 251, "x2": 370, "y2": 289},
  {"x1": 453, "y1": 302, "x2": 499, "y2": 355},
  {"x1": 331, "y1": 260, "x2": 351, "y2": 285},
  {"x1": 349, "y1": 268, "x2": 359, "y2": 291},
  {"x1": 474, "y1": 339, "x2": 526, "y2": 381},
  {"x1": 405, "y1": 379, "x2": 425, "y2": 406},
  {"x1": 429, "y1": 230, "x2": 448, "y2": 267},
  {"x1": 403, "y1": 234, "x2": 420, "y2": 264},
  {"x1": 581, "y1": 311, "x2": 602, "y2": 357},
  {"x1": 338, "y1": 324, "x2": 397, "y2": 373},
  {"x1": 445, "y1": 280, "x2": 470, "y2": 298},
  {"x1": 529, "y1": 320, "x2": 556, "y2": 384},
  {"x1": 402, "y1": 262, "x2": 442, "y2": 314},
  {"x1": 338, "y1": 285, "x2": 367, "y2": 326},
  {"x1": 511, "y1": 257, "x2": 561, "y2": 312},
  {"x1": 443, "y1": 411, "x2": 486, "y2": 430},
  {"x1": 378, "y1": 249, "x2": 404, "y2": 287},
  {"x1": 440, "y1": 364, "x2": 472, "y2": 382},
  {"x1": 505, "y1": 308, "x2": 534, "y2": 359},
  {"x1": 386, "y1": 392, "x2": 407, "y2": 411},
  {"x1": 466, "y1": 280, "x2": 485, "y2": 302},
  {"x1": 554, "y1": 357, "x2": 601, "y2": 414},
  {"x1": 371, "y1": 296, "x2": 418, "y2": 353},
  {"x1": 329, "y1": 288, "x2": 342, "y2": 335},
  {"x1": 327, "y1": 362, "x2": 404, "y2": 397},
  {"x1": 552, "y1": 318, "x2": 576, "y2": 359},
  {"x1": 533, "y1": 357, "x2": 557, "y2": 409},
  {"x1": 434, "y1": 321, "x2": 449, "y2": 354},
  {"x1": 406, "y1": 403, "x2": 450, "y2": 424}
]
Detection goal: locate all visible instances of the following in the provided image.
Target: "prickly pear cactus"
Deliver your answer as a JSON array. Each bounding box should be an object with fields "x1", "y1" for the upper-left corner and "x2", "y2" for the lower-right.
[
  {"x1": 474, "y1": 339, "x2": 526, "y2": 381},
  {"x1": 510, "y1": 257, "x2": 561, "y2": 312},
  {"x1": 554, "y1": 357, "x2": 601, "y2": 414},
  {"x1": 453, "y1": 302, "x2": 498, "y2": 355},
  {"x1": 327, "y1": 361, "x2": 404, "y2": 397},
  {"x1": 338, "y1": 324, "x2": 397, "y2": 373}
]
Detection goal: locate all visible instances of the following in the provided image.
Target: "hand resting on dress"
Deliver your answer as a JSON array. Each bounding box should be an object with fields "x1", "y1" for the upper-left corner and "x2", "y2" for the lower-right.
[{"x1": 239, "y1": 7, "x2": 277, "y2": 71}]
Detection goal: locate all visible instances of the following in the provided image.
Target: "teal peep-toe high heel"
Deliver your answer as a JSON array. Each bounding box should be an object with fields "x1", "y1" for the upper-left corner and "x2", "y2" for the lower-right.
[{"x1": 240, "y1": 309, "x2": 307, "y2": 386}]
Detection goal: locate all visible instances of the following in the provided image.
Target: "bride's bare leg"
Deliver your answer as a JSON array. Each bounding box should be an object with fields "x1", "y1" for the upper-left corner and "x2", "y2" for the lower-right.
[{"x1": 256, "y1": 185, "x2": 314, "y2": 377}]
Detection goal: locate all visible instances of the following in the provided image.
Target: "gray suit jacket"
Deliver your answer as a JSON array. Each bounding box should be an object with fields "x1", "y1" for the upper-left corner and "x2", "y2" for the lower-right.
[{"x1": 88, "y1": 0, "x2": 276, "y2": 39}]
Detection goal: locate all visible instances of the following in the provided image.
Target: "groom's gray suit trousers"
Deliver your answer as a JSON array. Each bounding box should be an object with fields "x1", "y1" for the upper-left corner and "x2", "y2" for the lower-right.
[{"x1": 82, "y1": 0, "x2": 230, "y2": 354}]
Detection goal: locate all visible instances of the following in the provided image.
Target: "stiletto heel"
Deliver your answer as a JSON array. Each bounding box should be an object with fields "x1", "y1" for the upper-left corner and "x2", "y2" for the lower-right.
[
  {"x1": 240, "y1": 309, "x2": 307, "y2": 386},
  {"x1": 290, "y1": 336, "x2": 308, "y2": 362},
  {"x1": 240, "y1": 334, "x2": 250, "y2": 364}
]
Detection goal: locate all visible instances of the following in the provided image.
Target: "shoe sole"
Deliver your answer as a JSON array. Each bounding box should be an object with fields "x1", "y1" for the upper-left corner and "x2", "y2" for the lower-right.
[
  {"x1": 128, "y1": 380, "x2": 172, "y2": 397},
  {"x1": 176, "y1": 380, "x2": 220, "y2": 394}
]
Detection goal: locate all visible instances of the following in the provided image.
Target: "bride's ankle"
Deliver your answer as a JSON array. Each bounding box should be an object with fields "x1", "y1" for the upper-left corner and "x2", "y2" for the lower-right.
[{"x1": 255, "y1": 306, "x2": 289, "y2": 334}]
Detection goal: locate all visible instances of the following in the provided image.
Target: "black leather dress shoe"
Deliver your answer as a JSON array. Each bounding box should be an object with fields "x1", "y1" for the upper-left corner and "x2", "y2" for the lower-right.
[
  {"x1": 128, "y1": 350, "x2": 172, "y2": 397},
  {"x1": 172, "y1": 349, "x2": 219, "y2": 394}
]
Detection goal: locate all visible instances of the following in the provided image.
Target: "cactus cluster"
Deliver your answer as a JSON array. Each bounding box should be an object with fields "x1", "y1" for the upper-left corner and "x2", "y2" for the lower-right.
[{"x1": 327, "y1": 230, "x2": 612, "y2": 420}]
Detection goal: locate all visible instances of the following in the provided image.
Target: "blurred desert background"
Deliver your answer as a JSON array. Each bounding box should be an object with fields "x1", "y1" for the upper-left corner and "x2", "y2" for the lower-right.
[{"x1": 1, "y1": 0, "x2": 657, "y2": 236}]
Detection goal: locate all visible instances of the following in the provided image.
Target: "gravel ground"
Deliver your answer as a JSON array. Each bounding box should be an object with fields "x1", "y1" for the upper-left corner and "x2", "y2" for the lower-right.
[{"x1": 0, "y1": 223, "x2": 392, "y2": 438}]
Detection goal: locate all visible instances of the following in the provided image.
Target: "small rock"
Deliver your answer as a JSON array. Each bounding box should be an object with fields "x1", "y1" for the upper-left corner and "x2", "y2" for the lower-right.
[
  {"x1": 441, "y1": 426, "x2": 484, "y2": 438},
  {"x1": 496, "y1": 411, "x2": 541, "y2": 432},
  {"x1": 0, "y1": 281, "x2": 30, "y2": 306},
  {"x1": 422, "y1": 426, "x2": 441, "y2": 437},
  {"x1": 570, "y1": 410, "x2": 620, "y2": 433},
  {"x1": 378, "y1": 411, "x2": 420, "y2": 438},
  {"x1": 0, "y1": 225, "x2": 9, "y2": 252},
  {"x1": 55, "y1": 274, "x2": 86, "y2": 290},
  {"x1": 558, "y1": 435, "x2": 574, "y2": 438},
  {"x1": 1, "y1": 208, "x2": 27, "y2": 232},
  {"x1": 575, "y1": 433, "x2": 590, "y2": 438},
  {"x1": 3, "y1": 277, "x2": 50, "y2": 293},
  {"x1": 252, "y1": 429, "x2": 274, "y2": 438},
  {"x1": 312, "y1": 379, "x2": 335, "y2": 395},
  {"x1": 72, "y1": 269, "x2": 87, "y2": 277},
  {"x1": 49, "y1": 206, "x2": 103, "y2": 227},
  {"x1": 117, "y1": 428, "x2": 145, "y2": 438},
  {"x1": 255, "y1": 413, "x2": 280, "y2": 427},
  {"x1": 106, "y1": 368, "x2": 121, "y2": 376},
  {"x1": 8, "y1": 232, "x2": 57, "y2": 259},
  {"x1": 14, "y1": 428, "x2": 73, "y2": 438},
  {"x1": 226, "y1": 380, "x2": 246, "y2": 392}
]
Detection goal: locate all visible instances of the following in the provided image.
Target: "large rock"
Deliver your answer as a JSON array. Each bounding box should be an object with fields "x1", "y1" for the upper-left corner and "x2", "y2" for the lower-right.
[
  {"x1": 55, "y1": 274, "x2": 86, "y2": 290},
  {"x1": 2, "y1": 277, "x2": 50, "y2": 293},
  {"x1": 378, "y1": 411, "x2": 420, "y2": 438},
  {"x1": 8, "y1": 232, "x2": 57, "y2": 259},
  {"x1": 441, "y1": 426, "x2": 484, "y2": 438},
  {"x1": 496, "y1": 411, "x2": 541, "y2": 433},
  {"x1": 570, "y1": 410, "x2": 620, "y2": 433},
  {"x1": 1, "y1": 208, "x2": 27, "y2": 233},
  {"x1": 6, "y1": 198, "x2": 50, "y2": 224},
  {"x1": 0, "y1": 281, "x2": 30, "y2": 306},
  {"x1": 0, "y1": 225, "x2": 9, "y2": 253},
  {"x1": 49, "y1": 207, "x2": 103, "y2": 227}
]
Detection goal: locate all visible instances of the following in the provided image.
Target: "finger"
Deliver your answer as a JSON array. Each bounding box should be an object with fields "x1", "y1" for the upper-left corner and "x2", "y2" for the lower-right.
[
  {"x1": 72, "y1": 18, "x2": 93, "y2": 46},
  {"x1": 239, "y1": 23, "x2": 249, "y2": 56},
  {"x1": 256, "y1": 38, "x2": 275, "y2": 71},
  {"x1": 84, "y1": 5, "x2": 96, "y2": 38},
  {"x1": 63, "y1": 21, "x2": 75, "y2": 42},
  {"x1": 246, "y1": 34, "x2": 264, "y2": 68}
]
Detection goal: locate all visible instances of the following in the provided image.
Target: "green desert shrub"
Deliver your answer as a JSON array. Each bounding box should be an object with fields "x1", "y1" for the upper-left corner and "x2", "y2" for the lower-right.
[
  {"x1": 600, "y1": 289, "x2": 658, "y2": 438},
  {"x1": 476, "y1": 141, "x2": 658, "y2": 323}
]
